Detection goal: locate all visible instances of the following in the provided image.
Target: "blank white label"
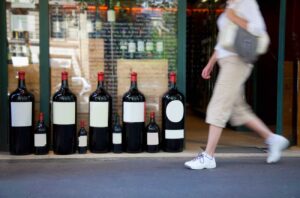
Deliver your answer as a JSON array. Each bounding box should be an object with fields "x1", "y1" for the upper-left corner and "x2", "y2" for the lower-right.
[
  {"x1": 79, "y1": 136, "x2": 87, "y2": 147},
  {"x1": 166, "y1": 100, "x2": 184, "y2": 123},
  {"x1": 123, "y1": 102, "x2": 145, "y2": 123},
  {"x1": 113, "y1": 133, "x2": 122, "y2": 144},
  {"x1": 165, "y1": 129, "x2": 184, "y2": 139},
  {"x1": 11, "y1": 102, "x2": 32, "y2": 127},
  {"x1": 53, "y1": 102, "x2": 75, "y2": 125},
  {"x1": 34, "y1": 134, "x2": 46, "y2": 147},
  {"x1": 147, "y1": 133, "x2": 159, "y2": 145},
  {"x1": 90, "y1": 102, "x2": 109, "y2": 127}
]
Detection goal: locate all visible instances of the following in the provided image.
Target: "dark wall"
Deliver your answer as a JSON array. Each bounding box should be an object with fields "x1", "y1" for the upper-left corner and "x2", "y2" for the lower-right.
[{"x1": 254, "y1": 0, "x2": 280, "y2": 125}]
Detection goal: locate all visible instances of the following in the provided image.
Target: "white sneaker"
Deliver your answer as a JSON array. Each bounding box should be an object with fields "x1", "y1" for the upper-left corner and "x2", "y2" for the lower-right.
[
  {"x1": 184, "y1": 152, "x2": 216, "y2": 170},
  {"x1": 266, "y1": 134, "x2": 289, "y2": 164}
]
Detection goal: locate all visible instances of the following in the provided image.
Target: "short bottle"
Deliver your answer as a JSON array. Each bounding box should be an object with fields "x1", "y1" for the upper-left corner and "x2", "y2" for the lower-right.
[
  {"x1": 112, "y1": 114, "x2": 123, "y2": 153},
  {"x1": 78, "y1": 120, "x2": 88, "y2": 154},
  {"x1": 34, "y1": 112, "x2": 49, "y2": 155},
  {"x1": 146, "y1": 112, "x2": 160, "y2": 153}
]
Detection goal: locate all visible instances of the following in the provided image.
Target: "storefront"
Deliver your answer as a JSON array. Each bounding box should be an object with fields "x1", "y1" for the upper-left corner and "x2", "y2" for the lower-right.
[
  {"x1": 0, "y1": 0, "x2": 186, "y2": 151},
  {"x1": 0, "y1": 0, "x2": 298, "y2": 151}
]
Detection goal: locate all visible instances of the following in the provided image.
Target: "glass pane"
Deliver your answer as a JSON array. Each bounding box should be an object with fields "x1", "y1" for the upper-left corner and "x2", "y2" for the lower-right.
[
  {"x1": 6, "y1": 0, "x2": 40, "y2": 122},
  {"x1": 49, "y1": 0, "x2": 178, "y2": 128}
]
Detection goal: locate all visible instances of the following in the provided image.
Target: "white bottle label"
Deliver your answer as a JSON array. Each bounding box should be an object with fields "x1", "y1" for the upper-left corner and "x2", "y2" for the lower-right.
[
  {"x1": 90, "y1": 102, "x2": 109, "y2": 128},
  {"x1": 53, "y1": 102, "x2": 76, "y2": 125},
  {"x1": 166, "y1": 100, "x2": 184, "y2": 123},
  {"x1": 128, "y1": 42, "x2": 136, "y2": 53},
  {"x1": 165, "y1": 129, "x2": 184, "y2": 139},
  {"x1": 107, "y1": 10, "x2": 116, "y2": 22},
  {"x1": 156, "y1": 41, "x2": 164, "y2": 53},
  {"x1": 87, "y1": 21, "x2": 94, "y2": 33},
  {"x1": 79, "y1": 136, "x2": 87, "y2": 147},
  {"x1": 147, "y1": 133, "x2": 159, "y2": 145},
  {"x1": 137, "y1": 40, "x2": 145, "y2": 52},
  {"x1": 146, "y1": 41, "x2": 154, "y2": 51},
  {"x1": 123, "y1": 102, "x2": 145, "y2": 123},
  {"x1": 11, "y1": 102, "x2": 32, "y2": 127},
  {"x1": 113, "y1": 133, "x2": 122, "y2": 144},
  {"x1": 34, "y1": 134, "x2": 47, "y2": 147}
]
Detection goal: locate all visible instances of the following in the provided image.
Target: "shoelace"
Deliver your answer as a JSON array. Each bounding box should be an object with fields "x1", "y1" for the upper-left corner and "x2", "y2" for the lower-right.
[{"x1": 193, "y1": 153, "x2": 205, "y2": 163}]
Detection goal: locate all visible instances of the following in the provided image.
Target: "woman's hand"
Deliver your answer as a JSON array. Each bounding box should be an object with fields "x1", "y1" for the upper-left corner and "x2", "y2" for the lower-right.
[{"x1": 201, "y1": 63, "x2": 214, "y2": 80}]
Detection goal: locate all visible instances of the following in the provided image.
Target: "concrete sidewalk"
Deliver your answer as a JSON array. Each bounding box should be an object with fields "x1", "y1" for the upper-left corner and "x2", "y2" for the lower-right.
[{"x1": 1, "y1": 157, "x2": 300, "y2": 198}]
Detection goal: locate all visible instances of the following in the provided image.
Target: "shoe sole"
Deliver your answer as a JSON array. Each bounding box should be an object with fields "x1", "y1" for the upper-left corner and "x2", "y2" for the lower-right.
[{"x1": 184, "y1": 164, "x2": 216, "y2": 170}]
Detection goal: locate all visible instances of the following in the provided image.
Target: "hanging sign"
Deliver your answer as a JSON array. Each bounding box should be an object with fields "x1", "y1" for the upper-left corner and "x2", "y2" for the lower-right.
[
  {"x1": 11, "y1": 15, "x2": 36, "y2": 32},
  {"x1": 11, "y1": 0, "x2": 36, "y2": 9}
]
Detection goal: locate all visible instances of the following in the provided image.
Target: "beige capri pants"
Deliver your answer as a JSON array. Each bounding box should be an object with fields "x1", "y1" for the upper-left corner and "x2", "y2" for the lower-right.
[{"x1": 205, "y1": 56, "x2": 258, "y2": 128}]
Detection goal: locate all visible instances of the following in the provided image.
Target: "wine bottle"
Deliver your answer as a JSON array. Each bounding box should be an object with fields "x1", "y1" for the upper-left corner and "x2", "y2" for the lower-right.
[
  {"x1": 34, "y1": 112, "x2": 49, "y2": 155},
  {"x1": 162, "y1": 72, "x2": 185, "y2": 152},
  {"x1": 9, "y1": 71, "x2": 34, "y2": 155},
  {"x1": 89, "y1": 72, "x2": 112, "y2": 153},
  {"x1": 52, "y1": 3, "x2": 63, "y2": 39},
  {"x1": 78, "y1": 120, "x2": 88, "y2": 154},
  {"x1": 112, "y1": 113, "x2": 122, "y2": 153},
  {"x1": 52, "y1": 71, "x2": 77, "y2": 155},
  {"x1": 122, "y1": 72, "x2": 145, "y2": 153},
  {"x1": 146, "y1": 112, "x2": 160, "y2": 153}
]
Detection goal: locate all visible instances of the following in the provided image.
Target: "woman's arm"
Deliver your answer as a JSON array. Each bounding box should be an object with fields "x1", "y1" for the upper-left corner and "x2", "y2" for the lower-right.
[
  {"x1": 201, "y1": 51, "x2": 217, "y2": 80},
  {"x1": 226, "y1": 8, "x2": 248, "y2": 30}
]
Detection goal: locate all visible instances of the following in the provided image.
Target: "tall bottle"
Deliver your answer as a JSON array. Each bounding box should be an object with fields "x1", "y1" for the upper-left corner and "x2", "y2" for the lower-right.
[
  {"x1": 78, "y1": 120, "x2": 88, "y2": 154},
  {"x1": 112, "y1": 113, "x2": 122, "y2": 153},
  {"x1": 9, "y1": 71, "x2": 34, "y2": 155},
  {"x1": 34, "y1": 112, "x2": 49, "y2": 155},
  {"x1": 52, "y1": 71, "x2": 77, "y2": 154},
  {"x1": 89, "y1": 72, "x2": 112, "y2": 153},
  {"x1": 162, "y1": 72, "x2": 185, "y2": 152},
  {"x1": 146, "y1": 112, "x2": 160, "y2": 153},
  {"x1": 122, "y1": 72, "x2": 145, "y2": 153}
]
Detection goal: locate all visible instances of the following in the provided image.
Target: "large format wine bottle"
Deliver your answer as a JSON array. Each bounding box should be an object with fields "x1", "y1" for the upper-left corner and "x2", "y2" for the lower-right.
[
  {"x1": 52, "y1": 71, "x2": 77, "y2": 154},
  {"x1": 89, "y1": 72, "x2": 112, "y2": 153},
  {"x1": 122, "y1": 72, "x2": 145, "y2": 153},
  {"x1": 34, "y1": 112, "x2": 49, "y2": 155},
  {"x1": 9, "y1": 71, "x2": 34, "y2": 155},
  {"x1": 146, "y1": 112, "x2": 160, "y2": 153},
  {"x1": 162, "y1": 72, "x2": 185, "y2": 152},
  {"x1": 112, "y1": 113, "x2": 122, "y2": 153}
]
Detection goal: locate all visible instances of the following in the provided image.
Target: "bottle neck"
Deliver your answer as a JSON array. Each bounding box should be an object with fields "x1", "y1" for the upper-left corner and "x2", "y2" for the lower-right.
[
  {"x1": 114, "y1": 115, "x2": 120, "y2": 125},
  {"x1": 170, "y1": 81, "x2": 177, "y2": 90},
  {"x1": 130, "y1": 80, "x2": 138, "y2": 90},
  {"x1": 150, "y1": 117, "x2": 155, "y2": 124},
  {"x1": 61, "y1": 79, "x2": 69, "y2": 89},
  {"x1": 18, "y1": 79, "x2": 26, "y2": 89},
  {"x1": 97, "y1": 80, "x2": 105, "y2": 89}
]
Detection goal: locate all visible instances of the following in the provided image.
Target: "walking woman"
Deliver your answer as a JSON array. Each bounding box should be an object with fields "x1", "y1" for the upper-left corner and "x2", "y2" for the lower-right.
[{"x1": 185, "y1": 0, "x2": 289, "y2": 170}]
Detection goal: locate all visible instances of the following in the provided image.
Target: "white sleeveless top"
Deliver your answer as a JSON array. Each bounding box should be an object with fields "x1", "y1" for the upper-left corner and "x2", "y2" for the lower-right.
[{"x1": 214, "y1": 0, "x2": 267, "y2": 59}]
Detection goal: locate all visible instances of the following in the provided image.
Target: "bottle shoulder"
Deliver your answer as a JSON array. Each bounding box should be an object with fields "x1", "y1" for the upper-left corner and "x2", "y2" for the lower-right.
[
  {"x1": 9, "y1": 88, "x2": 34, "y2": 102},
  {"x1": 90, "y1": 89, "x2": 112, "y2": 102},
  {"x1": 53, "y1": 89, "x2": 77, "y2": 102},
  {"x1": 163, "y1": 88, "x2": 184, "y2": 101},
  {"x1": 123, "y1": 89, "x2": 145, "y2": 102},
  {"x1": 146, "y1": 123, "x2": 160, "y2": 132}
]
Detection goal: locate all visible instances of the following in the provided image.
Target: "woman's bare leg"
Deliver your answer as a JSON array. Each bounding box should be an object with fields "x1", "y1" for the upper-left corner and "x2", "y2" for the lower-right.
[
  {"x1": 204, "y1": 125, "x2": 223, "y2": 156},
  {"x1": 244, "y1": 117, "x2": 273, "y2": 140}
]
